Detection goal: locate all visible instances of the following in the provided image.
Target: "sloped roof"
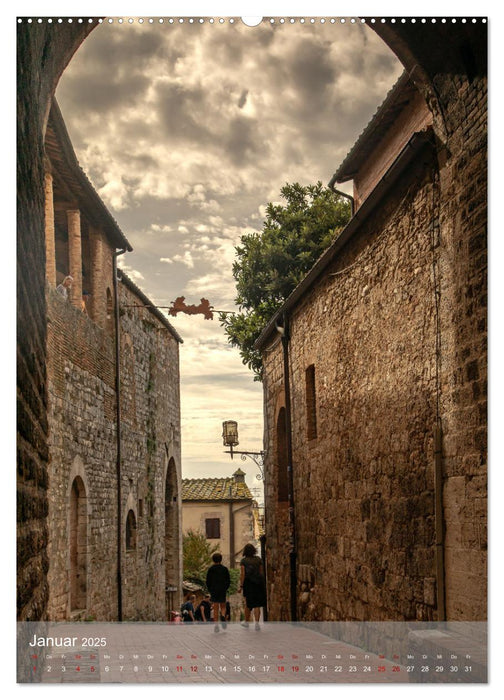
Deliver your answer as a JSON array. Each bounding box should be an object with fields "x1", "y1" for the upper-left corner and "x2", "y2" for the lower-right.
[
  {"x1": 182, "y1": 477, "x2": 252, "y2": 501},
  {"x1": 330, "y1": 71, "x2": 418, "y2": 183},
  {"x1": 46, "y1": 98, "x2": 133, "y2": 252}
]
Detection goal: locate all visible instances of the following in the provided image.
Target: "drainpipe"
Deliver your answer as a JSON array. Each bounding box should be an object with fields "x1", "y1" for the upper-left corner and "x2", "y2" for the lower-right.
[
  {"x1": 434, "y1": 422, "x2": 446, "y2": 620},
  {"x1": 277, "y1": 315, "x2": 298, "y2": 622},
  {"x1": 113, "y1": 248, "x2": 128, "y2": 621},
  {"x1": 327, "y1": 173, "x2": 355, "y2": 217}
]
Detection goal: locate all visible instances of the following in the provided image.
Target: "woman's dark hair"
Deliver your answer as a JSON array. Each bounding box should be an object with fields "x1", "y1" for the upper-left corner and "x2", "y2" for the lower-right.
[{"x1": 243, "y1": 543, "x2": 257, "y2": 557}]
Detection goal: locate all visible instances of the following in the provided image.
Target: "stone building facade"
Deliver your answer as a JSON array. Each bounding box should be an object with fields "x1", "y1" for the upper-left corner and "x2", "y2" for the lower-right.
[
  {"x1": 43, "y1": 99, "x2": 183, "y2": 621},
  {"x1": 257, "y1": 69, "x2": 487, "y2": 623},
  {"x1": 182, "y1": 469, "x2": 258, "y2": 569}
]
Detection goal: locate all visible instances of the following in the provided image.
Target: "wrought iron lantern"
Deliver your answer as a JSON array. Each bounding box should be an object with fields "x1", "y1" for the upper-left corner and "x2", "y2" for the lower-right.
[
  {"x1": 222, "y1": 420, "x2": 239, "y2": 450},
  {"x1": 222, "y1": 419, "x2": 265, "y2": 481}
]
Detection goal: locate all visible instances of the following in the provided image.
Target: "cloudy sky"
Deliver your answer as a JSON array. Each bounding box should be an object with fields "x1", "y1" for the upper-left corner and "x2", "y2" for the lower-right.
[{"x1": 55, "y1": 17, "x2": 402, "y2": 496}]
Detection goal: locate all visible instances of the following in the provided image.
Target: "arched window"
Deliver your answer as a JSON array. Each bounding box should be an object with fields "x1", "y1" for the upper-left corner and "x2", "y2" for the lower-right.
[
  {"x1": 126, "y1": 509, "x2": 137, "y2": 551},
  {"x1": 276, "y1": 407, "x2": 289, "y2": 502},
  {"x1": 70, "y1": 476, "x2": 87, "y2": 611}
]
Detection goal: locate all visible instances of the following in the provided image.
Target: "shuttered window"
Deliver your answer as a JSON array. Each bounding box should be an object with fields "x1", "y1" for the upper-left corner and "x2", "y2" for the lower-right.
[{"x1": 205, "y1": 518, "x2": 221, "y2": 539}]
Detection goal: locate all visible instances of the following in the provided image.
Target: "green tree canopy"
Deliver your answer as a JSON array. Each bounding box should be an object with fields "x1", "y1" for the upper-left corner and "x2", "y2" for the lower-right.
[
  {"x1": 221, "y1": 182, "x2": 351, "y2": 380},
  {"x1": 182, "y1": 529, "x2": 219, "y2": 588},
  {"x1": 182, "y1": 529, "x2": 240, "y2": 595}
]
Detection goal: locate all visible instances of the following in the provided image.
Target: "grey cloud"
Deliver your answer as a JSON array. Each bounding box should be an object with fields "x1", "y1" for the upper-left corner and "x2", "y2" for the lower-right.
[
  {"x1": 289, "y1": 39, "x2": 337, "y2": 111},
  {"x1": 74, "y1": 24, "x2": 165, "y2": 73},
  {"x1": 58, "y1": 72, "x2": 150, "y2": 115},
  {"x1": 156, "y1": 82, "x2": 214, "y2": 144},
  {"x1": 57, "y1": 25, "x2": 168, "y2": 116},
  {"x1": 206, "y1": 30, "x2": 244, "y2": 66},
  {"x1": 224, "y1": 115, "x2": 266, "y2": 166},
  {"x1": 120, "y1": 119, "x2": 160, "y2": 143}
]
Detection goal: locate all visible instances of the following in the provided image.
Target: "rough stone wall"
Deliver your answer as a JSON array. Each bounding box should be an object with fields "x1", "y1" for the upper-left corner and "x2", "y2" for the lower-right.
[
  {"x1": 264, "y1": 153, "x2": 443, "y2": 621},
  {"x1": 434, "y1": 73, "x2": 487, "y2": 620},
  {"x1": 371, "y1": 23, "x2": 487, "y2": 620},
  {"x1": 46, "y1": 278, "x2": 181, "y2": 621},
  {"x1": 119, "y1": 280, "x2": 182, "y2": 620}
]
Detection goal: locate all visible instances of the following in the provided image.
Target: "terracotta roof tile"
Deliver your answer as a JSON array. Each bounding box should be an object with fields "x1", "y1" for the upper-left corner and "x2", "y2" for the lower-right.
[{"x1": 182, "y1": 477, "x2": 252, "y2": 501}]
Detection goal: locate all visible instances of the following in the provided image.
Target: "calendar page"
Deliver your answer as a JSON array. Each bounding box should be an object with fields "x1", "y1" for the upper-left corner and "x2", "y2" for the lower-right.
[
  {"x1": 18, "y1": 621, "x2": 487, "y2": 683},
  {"x1": 16, "y1": 9, "x2": 488, "y2": 687}
]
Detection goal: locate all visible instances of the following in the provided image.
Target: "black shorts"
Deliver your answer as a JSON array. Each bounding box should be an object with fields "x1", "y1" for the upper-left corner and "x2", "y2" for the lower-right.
[{"x1": 209, "y1": 591, "x2": 227, "y2": 604}]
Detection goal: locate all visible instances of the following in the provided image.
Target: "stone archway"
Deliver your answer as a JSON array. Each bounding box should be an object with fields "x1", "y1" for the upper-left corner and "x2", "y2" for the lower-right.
[{"x1": 69, "y1": 476, "x2": 88, "y2": 613}]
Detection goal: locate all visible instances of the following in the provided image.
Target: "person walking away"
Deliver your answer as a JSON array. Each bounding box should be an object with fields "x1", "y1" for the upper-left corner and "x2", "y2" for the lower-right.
[
  {"x1": 239, "y1": 543, "x2": 266, "y2": 630},
  {"x1": 206, "y1": 553, "x2": 230, "y2": 633}
]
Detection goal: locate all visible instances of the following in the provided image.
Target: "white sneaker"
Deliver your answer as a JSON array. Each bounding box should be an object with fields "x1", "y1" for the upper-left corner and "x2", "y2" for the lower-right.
[
  {"x1": 255, "y1": 622, "x2": 260, "y2": 631},
  {"x1": 240, "y1": 621, "x2": 249, "y2": 628},
  {"x1": 214, "y1": 624, "x2": 220, "y2": 633}
]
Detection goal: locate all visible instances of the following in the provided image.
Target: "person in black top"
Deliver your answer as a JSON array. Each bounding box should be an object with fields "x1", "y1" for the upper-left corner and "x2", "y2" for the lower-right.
[
  {"x1": 239, "y1": 543, "x2": 266, "y2": 630},
  {"x1": 206, "y1": 553, "x2": 230, "y2": 633},
  {"x1": 195, "y1": 594, "x2": 212, "y2": 623}
]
